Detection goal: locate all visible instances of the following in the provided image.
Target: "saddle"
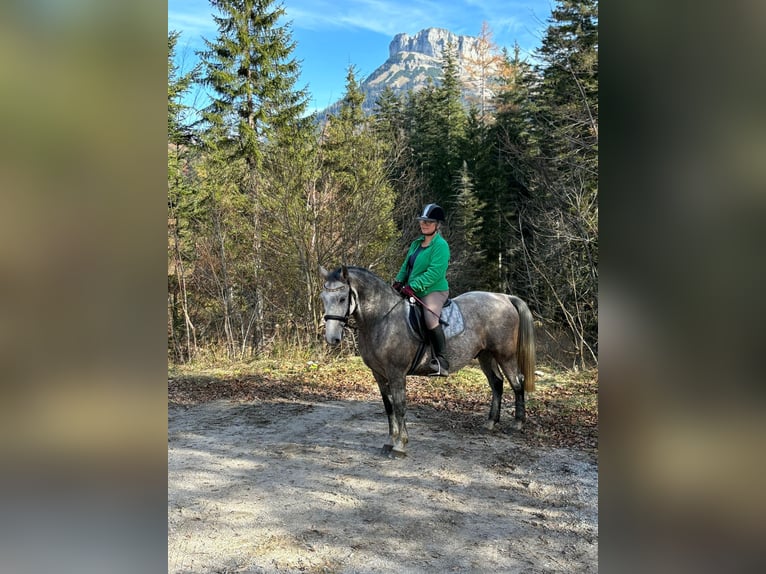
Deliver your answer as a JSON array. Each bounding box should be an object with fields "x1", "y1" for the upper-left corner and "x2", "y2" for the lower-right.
[
  {"x1": 404, "y1": 298, "x2": 465, "y2": 376},
  {"x1": 406, "y1": 298, "x2": 465, "y2": 341}
]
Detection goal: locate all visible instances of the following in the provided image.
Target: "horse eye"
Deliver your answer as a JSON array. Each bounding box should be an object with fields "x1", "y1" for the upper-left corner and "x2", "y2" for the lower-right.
[{"x1": 339, "y1": 297, "x2": 346, "y2": 303}]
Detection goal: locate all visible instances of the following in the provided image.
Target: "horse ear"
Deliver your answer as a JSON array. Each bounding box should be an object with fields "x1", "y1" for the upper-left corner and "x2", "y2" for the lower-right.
[
  {"x1": 341, "y1": 265, "x2": 348, "y2": 281},
  {"x1": 319, "y1": 266, "x2": 328, "y2": 280}
]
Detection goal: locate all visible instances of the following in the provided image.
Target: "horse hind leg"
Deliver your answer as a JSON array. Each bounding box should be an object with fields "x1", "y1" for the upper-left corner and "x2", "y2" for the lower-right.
[
  {"x1": 478, "y1": 351, "x2": 504, "y2": 431},
  {"x1": 497, "y1": 359, "x2": 525, "y2": 431}
]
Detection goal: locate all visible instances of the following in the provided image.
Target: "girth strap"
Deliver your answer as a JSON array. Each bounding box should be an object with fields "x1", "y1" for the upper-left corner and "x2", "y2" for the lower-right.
[{"x1": 406, "y1": 341, "x2": 429, "y2": 376}]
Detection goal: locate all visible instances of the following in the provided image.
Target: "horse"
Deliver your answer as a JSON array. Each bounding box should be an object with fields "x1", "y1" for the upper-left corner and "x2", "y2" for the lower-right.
[{"x1": 319, "y1": 265, "x2": 536, "y2": 457}]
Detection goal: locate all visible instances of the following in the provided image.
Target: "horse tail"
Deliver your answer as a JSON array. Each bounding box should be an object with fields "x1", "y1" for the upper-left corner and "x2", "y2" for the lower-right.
[{"x1": 509, "y1": 296, "x2": 536, "y2": 393}]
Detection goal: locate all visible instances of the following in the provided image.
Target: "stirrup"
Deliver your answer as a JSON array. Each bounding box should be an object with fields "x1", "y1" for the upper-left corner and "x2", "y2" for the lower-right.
[{"x1": 428, "y1": 358, "x2": 449, "y2": 377}]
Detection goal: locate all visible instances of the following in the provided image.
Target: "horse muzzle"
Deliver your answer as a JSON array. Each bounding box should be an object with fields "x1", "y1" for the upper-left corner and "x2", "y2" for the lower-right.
[
  {"x1": 323, "y1": 316, "x2": 346, "y2": 345},
  {"x1": 325, "y1": 333, "x2": 342, "y2": 345},
  {"x1": 324, "y1": 327, "x2": 343, "y2": 345}
]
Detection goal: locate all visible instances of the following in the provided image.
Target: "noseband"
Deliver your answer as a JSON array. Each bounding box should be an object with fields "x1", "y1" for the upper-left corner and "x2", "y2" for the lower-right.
[{"x1": 323, "y1": 281, "x2": 354, "y2": 325}]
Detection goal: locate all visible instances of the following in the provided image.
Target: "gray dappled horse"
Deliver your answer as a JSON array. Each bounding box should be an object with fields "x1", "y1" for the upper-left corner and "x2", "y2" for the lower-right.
[{"x1": 319, "y1": 265, "x2": 536, "y2": 457}]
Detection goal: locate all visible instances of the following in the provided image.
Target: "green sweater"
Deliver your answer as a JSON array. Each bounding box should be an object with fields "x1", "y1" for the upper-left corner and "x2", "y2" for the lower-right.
[{"x1": 395, "y1": 233, "x2": 450, "y2": 296}]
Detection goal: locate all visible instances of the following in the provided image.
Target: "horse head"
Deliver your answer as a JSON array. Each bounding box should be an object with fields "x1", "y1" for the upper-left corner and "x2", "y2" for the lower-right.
[{"x1": 319, "y1": 265, "x2": 356, "y2": 345}]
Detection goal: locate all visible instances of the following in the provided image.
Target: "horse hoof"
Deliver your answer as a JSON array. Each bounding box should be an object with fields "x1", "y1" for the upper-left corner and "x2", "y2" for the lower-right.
[
  {"x1": 484, "y1": 420, "x2": 496, "y2": 431},
  {"x1": 510, "y1": 419, "x2": 524, "y2": 431},
  {"x1": 380, "y1": 444, "x2": 406, "y2": 458}
]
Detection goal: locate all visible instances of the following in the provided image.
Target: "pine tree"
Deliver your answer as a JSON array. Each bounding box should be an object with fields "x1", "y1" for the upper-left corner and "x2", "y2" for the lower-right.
[
  {"x1": 526, "y1": 0, "x2": 599, "y2": 367},
  {"x1": 536, "y1": 0, "x2": 598, "y2": 173},
  {"x1": 448, "y1": 160, "x2": 487, "y2": 293},
  {"x1": 168, "y1": 31, "x2": 201, "y2": 361},
  {"x1": 484, "y1": 44, "x2": 541, "y2": 296},
  {"x1": 318, "y1": 66, "x2": 397, "y2": 270},
  {"x1": 168, "y1": 31, "x2": 198, "y2": 145},
  {"x1": 194, "y1": 0, "x2": 314, "y2": 355},
  {"x1": 406, "y1": 41, "x2": 468, "y2": 209},
  {"x1": 373, "y1": 87, "x2": 424, "y2": 240},
  {"x1": 198, "y1": 0, "x2": 310, "y2": 167},
  {"x1": 373, "y1": 86, "x2": 404, "y2": 142},
  {"x1": 462, "y1": 105, "x2": 510, "y2": 292}
]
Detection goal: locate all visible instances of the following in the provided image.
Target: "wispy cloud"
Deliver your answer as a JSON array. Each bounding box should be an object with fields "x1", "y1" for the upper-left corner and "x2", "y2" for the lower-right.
[
  {"x1": 284, "y1": 0, "x2": 452, "y2": 37},
  {"x1": 168, "y1": 12, "x2": 214, "y2": 32},
  {"x1": 283, "y1": 0, "x2": 551, "y2": 48},
  {"x1": 168, "y1": 0, "x2": 552, "y2": 56},
  {"x1": 168, "y1": 0, "x2": 217, "y2": 35}
]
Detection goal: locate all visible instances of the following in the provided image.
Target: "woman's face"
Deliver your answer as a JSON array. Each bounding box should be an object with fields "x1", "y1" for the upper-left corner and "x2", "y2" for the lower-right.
[{"x1": 419, "y1": 219, "x2": 437, "y2": 233}]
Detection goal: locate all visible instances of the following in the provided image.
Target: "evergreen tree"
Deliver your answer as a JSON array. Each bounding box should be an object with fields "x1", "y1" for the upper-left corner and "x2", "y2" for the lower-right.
[
  {"x1": 447, "y1": 160, "x2": 487, "y2": 294},
  {"x1": 406, "y1": 41, "x2": 468, "y2": 209},
  {"x1": 198, "y1": 0, "x2": 311, "y2": 167},
  {"x1": 168, "y1": 31, "x2": 202, "y2": 361},
  {"x1": 194, "y1": 0, "x2": 314, "y2": 354},
  {"x1": 461, "y1": 105, "x2": 509, "y2": 291},
  {"x1": 168, "y1": 31, "x2": 198, "y2": 145},
  {"x1": 526, "y1": 0, "x2": 599, "y2": 367},
  {"x1": 318, "y1": 66, "x2": 397, "y2": 270},
  {"x1": 373, "y1": 86, "x2": 404, "y2": 139},
  {"x1": 485, "y1": 44, "x2": 540, "y2": 296},
  {"x1": 373, "y1": 87, "x2": 423, "y2": 239},
  {"x1": 536, "y1": 0, "x2": 598, "y2": 174}
]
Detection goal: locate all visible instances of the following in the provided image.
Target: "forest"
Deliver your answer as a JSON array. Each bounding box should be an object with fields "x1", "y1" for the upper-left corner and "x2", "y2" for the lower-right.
[{"x1": 168, "y1": 0, "x2": 598, "y2": 369}]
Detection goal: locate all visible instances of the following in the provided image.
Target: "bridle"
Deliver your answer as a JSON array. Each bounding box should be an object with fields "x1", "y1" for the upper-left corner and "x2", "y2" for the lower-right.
[{"x1": 322, "y1": 280, "x2": 356, "y2": 325}]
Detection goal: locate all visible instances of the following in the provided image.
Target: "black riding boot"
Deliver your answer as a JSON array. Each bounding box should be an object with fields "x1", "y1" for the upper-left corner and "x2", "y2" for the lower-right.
[{"x1": 427, "y1": 325, "x2": 450, "y2": 376}]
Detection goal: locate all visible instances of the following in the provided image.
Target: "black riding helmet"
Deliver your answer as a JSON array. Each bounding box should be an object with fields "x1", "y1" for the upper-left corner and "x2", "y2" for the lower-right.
[{"x1": 416, "y1": 203, "x2": 445, "y2": 222}]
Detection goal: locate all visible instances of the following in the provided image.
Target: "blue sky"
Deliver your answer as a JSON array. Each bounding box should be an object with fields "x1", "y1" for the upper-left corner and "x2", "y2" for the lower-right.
[{"x1": 169, "y1": 0, "x2": 554, "y2": 114}]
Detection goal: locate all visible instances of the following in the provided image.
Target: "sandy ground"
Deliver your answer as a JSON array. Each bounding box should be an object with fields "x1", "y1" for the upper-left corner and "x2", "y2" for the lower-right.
[{"x1": 168, "y1": 398, "x2": 598, "y2": 573}]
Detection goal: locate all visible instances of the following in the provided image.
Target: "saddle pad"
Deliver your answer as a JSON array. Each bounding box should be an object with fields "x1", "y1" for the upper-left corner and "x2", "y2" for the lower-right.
[
  {"x1": 406, "y1": 299, "x2": 465, "y2": 340},
  {"x1": 442, "y1": 300, "x2": 465, "y2": 338}
]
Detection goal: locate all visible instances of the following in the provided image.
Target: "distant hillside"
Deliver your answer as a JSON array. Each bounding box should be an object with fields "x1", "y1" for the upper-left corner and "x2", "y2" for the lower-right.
[{"x1": 317, "y1": 27, "x2": 500, "y2": 119}]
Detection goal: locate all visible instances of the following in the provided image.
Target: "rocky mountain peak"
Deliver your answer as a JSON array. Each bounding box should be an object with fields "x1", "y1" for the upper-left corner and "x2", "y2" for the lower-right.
[
  {"x1": 318, "y1": 27, "x2": 494, "y2": 119},
  {"x1": 388, "y1": 28, "x2": 480, "y2": 61}
]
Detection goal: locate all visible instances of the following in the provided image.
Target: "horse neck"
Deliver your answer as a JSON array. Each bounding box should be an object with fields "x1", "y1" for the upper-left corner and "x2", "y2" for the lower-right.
[{"x1": 349, "y1": 271, "x2": 398, "y2": 326}]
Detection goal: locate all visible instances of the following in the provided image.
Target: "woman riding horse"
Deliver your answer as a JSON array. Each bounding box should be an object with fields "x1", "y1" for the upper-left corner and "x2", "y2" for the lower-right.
[
  {"x1": 320, "y1": 265, "x2": 535, "y2": 457},
  {"x1": 392, "y1": 203, "x2": 451, "y2": 376}
]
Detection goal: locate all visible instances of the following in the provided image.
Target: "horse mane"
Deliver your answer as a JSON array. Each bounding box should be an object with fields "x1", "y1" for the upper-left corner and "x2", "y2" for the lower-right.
[{"x1": 329, "y1": 266, "x2": 387, "y2": 289}]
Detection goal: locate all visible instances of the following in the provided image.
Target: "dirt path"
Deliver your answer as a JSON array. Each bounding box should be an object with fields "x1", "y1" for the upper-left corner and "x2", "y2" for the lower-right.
[{"x1": 168, "y1": 398, "x2": 597, "y2": 573}]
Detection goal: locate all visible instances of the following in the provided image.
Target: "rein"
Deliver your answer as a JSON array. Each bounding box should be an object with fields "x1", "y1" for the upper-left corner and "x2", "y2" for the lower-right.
[
  {"x1": 381, "y1": 293, "x2": 404, "y2": 321},
  {"x1": 323, "y1": 276, "x2": 403, "y2": 327}
]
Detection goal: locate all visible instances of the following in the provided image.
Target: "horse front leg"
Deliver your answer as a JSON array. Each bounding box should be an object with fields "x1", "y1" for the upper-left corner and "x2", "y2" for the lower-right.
[
  {"x1": 389, "y1": 379, "x2": 409, "y2": 457},
  {"x1": 373, "y1": 371, "x2": 408, "y2": 457},
  {"x1": 373, "y1": 372, "x2": 396, "y2": 452}
]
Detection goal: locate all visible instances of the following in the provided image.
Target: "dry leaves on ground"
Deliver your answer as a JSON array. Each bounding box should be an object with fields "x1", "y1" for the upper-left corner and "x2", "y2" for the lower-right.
[{"x1": 168, "y1": 358, "x2": 597, "y2": 452}]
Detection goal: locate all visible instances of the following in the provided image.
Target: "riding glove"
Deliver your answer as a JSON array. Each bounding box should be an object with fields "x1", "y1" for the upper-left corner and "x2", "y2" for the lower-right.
[
  {"x1": 401, "y1": 285, "x2": 416, "y2": 299},
  {"x1": 392, "y1": 281, "x2": 403, "y2": 293}
]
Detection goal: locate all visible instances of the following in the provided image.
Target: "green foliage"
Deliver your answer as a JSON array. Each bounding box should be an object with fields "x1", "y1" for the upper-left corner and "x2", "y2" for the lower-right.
[
  {"x1": 168, "y1": 9, "x2": 598, "y2": 368},
  {"x1": 406, "y1": 41, "x2": 468, "y2": 209},
  {"x1": 168, "y1": 31, "x2": 199, "y2": 145},
  {"x1": 447, "y1": 160, "x2": 487, "y2": 293},
  {"x1": 198, "y1": 0, "x2": 311, "y2": 167},
  {"x1": 318, "y1": 66, "x2": 398, "y2": 269},
  {"x1": 516, "y1": 0, "x2": 599, "y2": 367}
]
